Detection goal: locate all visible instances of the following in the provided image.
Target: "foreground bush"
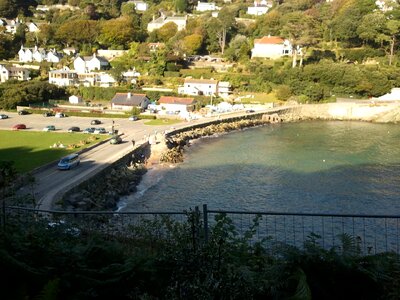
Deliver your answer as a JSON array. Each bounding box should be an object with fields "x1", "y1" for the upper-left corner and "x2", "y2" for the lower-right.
[{"x1": 0, "y1": 212, "x2": 399, "y2": 299}]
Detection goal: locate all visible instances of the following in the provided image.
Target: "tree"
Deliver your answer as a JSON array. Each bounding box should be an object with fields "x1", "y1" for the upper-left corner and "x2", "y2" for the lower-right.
[
  {"x1": 37, "y1": 24, "x2": 55, "y2": 46},
  {"x1": 182, "y1": 34, "x2": 203, "y2": 55},
  {"x1": 55, "y1": 20, "x2": 100, "y2": 47},
  {"x1": 0, "y1": 0, "x2": 18, "y2": 18},
  {"x1": 357, "y1": 12, "x2": 387, "y2": 45},
  {"x1": 175, "y1": 0, "x2": 187, "y2": 13},
  {"x1": 386, "y1": 19, "x2": 400, "y2": 65},
  {"x1": 157, "y1": 22, "x2": 178, "y2": 42},
  {"x1": 224, "y1": 35, "x2": 250, "y2": 62},
  {"x1": 121, "y1": 2, "x2": 137, "y2": 17},
  {"x1": 97, "y1": 17, "x2": 138, "y2": 49}
]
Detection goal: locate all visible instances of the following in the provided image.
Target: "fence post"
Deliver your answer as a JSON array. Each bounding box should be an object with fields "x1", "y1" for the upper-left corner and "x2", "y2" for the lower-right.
[{"x1": 203, "y1": 204, "x2": 208, "y2": 244}]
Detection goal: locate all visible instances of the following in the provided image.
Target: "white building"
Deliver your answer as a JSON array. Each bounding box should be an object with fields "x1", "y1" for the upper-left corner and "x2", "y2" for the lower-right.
[
  {"x1": 0, "y1": 18, "x2": 21, "y2": 34},
  {"x1": 0, "y1": 64, "x2": 30, "y2": 82},
  {"x1": 127, "y1": 0, "x2": 148, "y2": 11},
  {"x1": 69, "y1": 95, "x2": 83, "y2": 104},
  {"x1": 49, "y1": 69, "x2": 78, "y2": 86},
  {"x1": 376, "y1": 88, "x2": 400, "y2": 101},
  {"x1": 247, "y1": 0, "x2": 271, "y2": 15},
  {"x1": 178, "y1": 78, "x2": 231, "y2": 98},
  {"x1": 18, "y1": 45, "x2": 63, "y2": 63},
  {"x1": 158, "y1": 96, "x2": 196, "y2": 114},
  {"x1": 196, "y1": 2, "x2": 218, "y2": 12},
  {"x1": 111, "y1": 93, "x2": 150, "y2": 111},
  {"x1": 251, "y1": 35, "x2": 292, "y2": 59},
  {"x1": 73, "y1": 54, "x2": 109, "y2": 73},
  {"x1": 147, "y1": 14, "x2": 187, "y2": 32}
]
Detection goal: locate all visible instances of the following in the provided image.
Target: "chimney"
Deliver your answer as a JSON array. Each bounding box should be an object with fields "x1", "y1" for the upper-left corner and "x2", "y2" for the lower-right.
[{"x1": 127, "y1": 92, "x2": 131, "y2": 98}]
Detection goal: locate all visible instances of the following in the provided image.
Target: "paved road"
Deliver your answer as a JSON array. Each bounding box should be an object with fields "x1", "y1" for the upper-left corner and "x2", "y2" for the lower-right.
[{"x1": 2, "y1": 108, "x2": 282, "y2": 211}]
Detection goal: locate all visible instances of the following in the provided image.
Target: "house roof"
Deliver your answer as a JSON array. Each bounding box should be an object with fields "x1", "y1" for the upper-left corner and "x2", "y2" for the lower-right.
[
  {"x1": 159, "y1": 96, "x2": 196, "y2": 105},
  {"x1": 184, "y1": 78, "x2": 218, "y2": 84},
  {"x1": 111, "y1": 93, "x2": 148, "y2": 106},
  {"x1": 254, "y1": 36, "x2": 285, "y2": 45}
]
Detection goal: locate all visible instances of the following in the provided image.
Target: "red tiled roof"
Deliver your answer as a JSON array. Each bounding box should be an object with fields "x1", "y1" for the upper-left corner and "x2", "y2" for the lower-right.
[
  {"x1": 254, "y1": 36, "x2": 285, "y2": 45},
  {"x1": 159, "y1": 96, "x2": 196, "y2": 105}
]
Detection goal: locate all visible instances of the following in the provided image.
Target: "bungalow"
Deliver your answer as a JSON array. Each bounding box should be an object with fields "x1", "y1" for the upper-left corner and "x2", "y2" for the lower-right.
[
  {"x1": 247, "y1": 0, "x2": 271, "y2": 15},
  {"x1": 0, "y1": 64, "x2": 30, "y2": 82},
  {"x1": 196, "y1": 2, "x2": 218, "y2": 12},
  {"x1": 178, "y1": 78, "x2": 232, "y2": 98},
  {"x1": 251, "y1": 35, "x2": 292, "y2": 59},
  {"x1": 73, "y1": 54, "x2": 109, "y2": 73},
  {"x1": 158, "y1": 96, "x2": 196, "y2": 114},
  {"x1": 178, "y1": 78, "x2": 219, "y2": 96},
  {"x1": 111, "y1": 93, "x2": 150, "y2": 111},
  {"x1": 147, "y1": 14, "x2": 187, "y2": 32}
]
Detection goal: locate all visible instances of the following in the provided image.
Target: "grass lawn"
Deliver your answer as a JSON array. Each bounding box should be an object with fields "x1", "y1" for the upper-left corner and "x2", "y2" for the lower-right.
[
  {"x1": 144, "y1": 119, "x2": 182, "y2": 126},
  {"x1": 235, "y1": 92, "x2": 279, "y2": 104},
  {"x1": 0, "y1": 131, "x2": 108, "y2": 173}
]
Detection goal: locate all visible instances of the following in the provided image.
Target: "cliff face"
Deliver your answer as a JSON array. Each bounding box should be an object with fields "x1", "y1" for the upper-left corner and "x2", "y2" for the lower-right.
[{"x1": 281, "y1": 102, "x2": 400, "y2": 123}]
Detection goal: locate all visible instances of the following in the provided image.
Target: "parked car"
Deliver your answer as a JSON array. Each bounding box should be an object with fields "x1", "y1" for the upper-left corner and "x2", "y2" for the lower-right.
[
  {"x1": 57, "y1": 153, "x2": 80, "y2": 170},
  {"x1": 18, "y1": 110, "x2": 29, "y2": 115},
  {"x1": 43, "y1": 112, "x2": 53, "y2": 117},
  {"x1": 12, "y1": 124, "x2": 26, "y2": 130},
  {"x1": 91, "y1": 119, "x2": 101, "y2": 125},
  {"x1": 128, "y1": 115, "x2": 138, "y2": 121},
  {"x1": 83, "y1": 127, "x2": 95, "y2": 134},
  {"x1": 0, "y1": 114, "x2": 8, "y2": 119},
  {"x1": 110, "y1": 135, "x2": 122, "y2": 144},
  {"x1": 42, "y1": 125, "x2": 56, "y2": 132},
  {"x1": 68, "y1": 126, "x2": 80, "y2": 132},
  {"x1": 246, "y1": 109, "x2": 255, "y2": 113},
  {"x1": 55, "y1": 112, "x2": 66, "y2": 118},
  {"x1": 94, "y1": 127, "x2": 106, "y2": 134}
]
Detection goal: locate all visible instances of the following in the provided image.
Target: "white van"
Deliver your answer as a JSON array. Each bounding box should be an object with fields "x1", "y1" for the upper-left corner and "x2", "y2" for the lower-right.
[{"x1": 57, "y1": 153, "x2": 80, "y2": 170}]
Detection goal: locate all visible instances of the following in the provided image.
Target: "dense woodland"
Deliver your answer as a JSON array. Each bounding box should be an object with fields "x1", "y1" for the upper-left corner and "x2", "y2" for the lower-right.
[{"x1": 1, "y1": 0, "x2": 400, "y2": 104}]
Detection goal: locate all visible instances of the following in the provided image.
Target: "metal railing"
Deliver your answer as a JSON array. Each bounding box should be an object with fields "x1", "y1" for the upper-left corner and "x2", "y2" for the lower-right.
[{"x1": 2, "y1": 204, "x2": 400, "y2": 255}]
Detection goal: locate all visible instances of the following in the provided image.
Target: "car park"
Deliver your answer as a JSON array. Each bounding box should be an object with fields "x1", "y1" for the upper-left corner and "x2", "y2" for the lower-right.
[
  {"x1": 91, "y1": 119, "x2": 101, "y2": 125},
  {"x1": 57, "y1": 153, "x2": 80, "y2": 170},
  {"x1": 55, "y1": 112, "x2": 66, "y2": 118},
  {"x1": 0, "y1": 114, "x2": 8, "y2": 119},
  {"x1": 43, "y1": 112, "x2": 53, "y2": 117},
  {"x1": 12, "y1": 124, "x2": 26, "y2": 130},
  {"x1": 83, "y1": 127, "x2": 95, "y2": 134},
  {"x1": 110, "y1": 135, "x2": 122, "y2": 144},
  {"x1": 128, "y1": 115, "x2": 138, "y2": 121},
  {"x1": 68, "y1": 126, "x2": 80, "y2": 132},
  {"x1": 18, "y1": 110, "x2": 29, "y2": 115},
  {"x1": 43, "y1": 125, "x2": 56, "y2": 132},
  {"x1": 94, "y1": 127, "x2": 106, "y2": 134}
]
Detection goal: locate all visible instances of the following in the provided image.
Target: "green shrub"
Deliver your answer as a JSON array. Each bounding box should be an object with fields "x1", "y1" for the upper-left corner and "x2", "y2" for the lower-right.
[{"x1": 164, "y1": 71, "x2": 181, "y2": 78}]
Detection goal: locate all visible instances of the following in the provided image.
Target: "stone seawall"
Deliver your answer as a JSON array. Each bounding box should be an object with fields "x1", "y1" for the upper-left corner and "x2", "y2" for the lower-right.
[{"x1": 61, "y1": 143, "x2": 151, "y2": 211}]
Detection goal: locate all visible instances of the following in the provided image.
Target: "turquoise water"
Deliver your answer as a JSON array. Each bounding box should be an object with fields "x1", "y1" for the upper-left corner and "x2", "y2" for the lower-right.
[{"x1": 121, "y1": 121, "x2": 400, "y2": 214}]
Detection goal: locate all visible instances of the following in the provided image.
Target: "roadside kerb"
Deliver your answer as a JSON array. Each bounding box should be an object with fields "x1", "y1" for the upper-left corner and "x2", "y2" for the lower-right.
[{"x1": 30, "y1": 133, "x2": 125, "y2": 175}]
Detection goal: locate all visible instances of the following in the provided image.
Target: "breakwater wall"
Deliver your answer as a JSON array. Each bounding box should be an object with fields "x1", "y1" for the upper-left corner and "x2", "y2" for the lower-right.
[{"x1": 60, "y1": 143, "x2": 150, "y2": 211}]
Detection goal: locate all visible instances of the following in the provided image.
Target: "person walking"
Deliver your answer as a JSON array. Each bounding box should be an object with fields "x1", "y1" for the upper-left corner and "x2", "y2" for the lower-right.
[{"x1": 131, "y1": 139, "x2": 135, "y2": 147}]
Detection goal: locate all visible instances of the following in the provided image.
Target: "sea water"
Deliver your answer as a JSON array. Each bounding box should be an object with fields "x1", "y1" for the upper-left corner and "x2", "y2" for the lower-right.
[{"x1": 120, "y1": 121, "x2": 400, "y2": 215}]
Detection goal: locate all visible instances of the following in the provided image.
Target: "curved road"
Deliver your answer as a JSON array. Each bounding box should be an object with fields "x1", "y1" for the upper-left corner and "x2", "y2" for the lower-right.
[{"x1": 2, "y1": 108, "x2": 281, "y2": 210}]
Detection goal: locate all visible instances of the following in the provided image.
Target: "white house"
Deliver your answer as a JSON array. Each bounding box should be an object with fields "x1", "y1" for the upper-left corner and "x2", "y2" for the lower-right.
[
  {"x1": 178, "y1": 77, "x2": 232, "y2": 98},
  {"x1": 63, "y1": 47, "x2": 77, "y2": 56},
  {"x1": 0, "y1": 64, "x2": 30, "y2": 82},
  {"x1": 178, "y1": 78, "x2": 218, "y2": 96},
  {"x1": 158, "y1": 96, "x2": 196, "y2": 114},
  {"x1": 26, "y1": 22, "x2": 40, "y2": 32},
  {"x1": 251, "y1": 35, "x2": 292, "y2": 59},
  {"x1": 196, "y1": 2, "x2": 218, "y2": 12},
  {"x1": 69, "y1": 95, "x2": 83, "y2": 104},
  {"x1": 73, "y1": 54, "x2": 109, "y2": 73},
  {"x1": 111, "y1": 93, "x2": 150, "y2": 111},
  {"x1": 247, "y1": 0, "x2": 271, "y2": 15},
  {"x1": 48, "y1": 69, "x2": 78, "y2": 86},
  {"x1": 18, "y1": 45, "x2": 63, "y2": 63},
  {"x1": 127, "y1": 0, "x2": 148, "y2": 11},
  {"x1": 147, "y1": 14, "x2": 187, "y2": 32},
  {"x1": 1, "y1": 18, "x2": 21, "y2": 34}
]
